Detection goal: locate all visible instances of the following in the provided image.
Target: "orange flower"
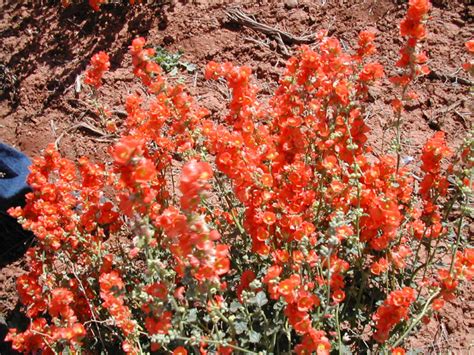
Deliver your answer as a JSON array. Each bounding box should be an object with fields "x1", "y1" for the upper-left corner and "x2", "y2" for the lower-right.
[
  {"x1": 111, "y1": 136, "x2": 143, "y2": 165},
  {"x1": 332, "y1": 290, "x2": 345, "y2": 303},
  {"x1": 407, "y1": 0, "x2": 431, "y2": 20},
  {"x1": 84, "y1": 51, "x2": 110, "y2": 88},
  {"x1": 432, "y1": 298, "x2": 445, "y2": 311},
  {"x1": 392, "y1": 347, "x2": 406, "y2": 355},
  {"x1": 173, "y1": 346, "x2": 188, "y2": 355},
  {"x1": 237, "y1": 270, "x2": 257, "y2": 301},
  {"x1": 357, "y1": 30, "x2": 377, "y2": 57},
  {"x1": 262, "y1": 211, "x2": 277, "y2": 225},
  {"x1": 370, "y1": 257, "x2": 389, "y2": 275},
  {"x1": 145, "y1": 282, "x2": 168, "y2": 299},
  {"x1": 261, "y1": 173, "x2": 273, "y2": 187},
  {"x1": 359, "y1": 63, "x2": 384, "y2": 82},
  {"x1": 88, "y1": 0, "x2": 106, "y2": 12},
  {"x1": 133, "y1": 158, "x2": 156, "y2": 183},
  {"x1": 214, "y1": 258, "x2": 230, "y2": 275},
  {"x1": 465, "y1": 39, "x2": 474, "y2": 53}
]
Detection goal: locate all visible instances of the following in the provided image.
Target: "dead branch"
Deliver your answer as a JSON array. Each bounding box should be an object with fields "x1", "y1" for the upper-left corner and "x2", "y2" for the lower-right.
[
  {"x1": 427, "y1": 70, "x2": 473, "y2": 86},
  {"x1": 55, "y1": 122, "x2": 116, "y2": 149},
  {"x1": 225, "y1": 7, "x2": 319, "y2": 45},
  {"x1": 72, "y1": 122, "x2": 110, "y2": 137}
]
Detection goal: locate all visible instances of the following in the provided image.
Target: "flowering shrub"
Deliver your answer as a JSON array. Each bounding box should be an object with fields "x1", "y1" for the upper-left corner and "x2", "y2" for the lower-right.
[{"x1": 6, "y1": 1, "x2": 474, "y2": 353}]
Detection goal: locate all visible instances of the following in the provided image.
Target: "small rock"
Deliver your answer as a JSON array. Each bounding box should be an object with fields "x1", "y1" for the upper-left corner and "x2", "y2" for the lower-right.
[
  {"x1": 285, "y1": 0, "x2": 298, "y2": 9},
  {"x1": 162, "y1": 35, "x2": 174, "y2": 46},
  {"x1": 451, "y1": 17, "x2": 465, "y2": 27}
]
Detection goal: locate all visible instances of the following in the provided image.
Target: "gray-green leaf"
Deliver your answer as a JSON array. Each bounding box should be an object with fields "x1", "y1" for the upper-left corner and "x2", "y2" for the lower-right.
[
  {"x1": 249, "y1": 330, "x2": 261, "y2": 343},
  {"x1": 234, "y1": 321, "x2": 248, "y2": 335},
  {"x1": 251, "y1": 291, "x2": 268, "y2": 307}
]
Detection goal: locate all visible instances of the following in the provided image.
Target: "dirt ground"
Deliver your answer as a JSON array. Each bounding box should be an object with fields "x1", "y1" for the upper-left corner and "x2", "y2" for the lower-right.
[{"x1": 0, "y1": 0, "x2": 472, "y2": 353}]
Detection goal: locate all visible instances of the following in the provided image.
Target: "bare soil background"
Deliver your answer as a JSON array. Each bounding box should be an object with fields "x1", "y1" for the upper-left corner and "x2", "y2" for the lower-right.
[{"x1": 0, "y1": 0, "x2": 472, "y2": 353}]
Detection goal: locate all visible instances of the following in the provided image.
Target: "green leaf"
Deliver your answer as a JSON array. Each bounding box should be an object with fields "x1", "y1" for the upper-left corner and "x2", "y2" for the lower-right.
[{"x1": 152, "y1": 46, "x2": 197, "y2": 75}]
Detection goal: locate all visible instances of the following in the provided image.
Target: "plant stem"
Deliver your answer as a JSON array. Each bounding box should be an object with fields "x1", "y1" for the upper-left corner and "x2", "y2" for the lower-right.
[
  {"x1": 354, "y1": 270, "x2": 368, "y2": 312},
  {"x1": 395, "y1": 62, "x2": 413, "y2": 173},
  {"x1": 335, "y1": 303, "x2": 343, "y2": 354},
  {"x1": 449, "y1": 214, "x2": 464, "y2": 274},
  {"x1": 214, "y1": 173, "x2": 245, "y2": 235}
]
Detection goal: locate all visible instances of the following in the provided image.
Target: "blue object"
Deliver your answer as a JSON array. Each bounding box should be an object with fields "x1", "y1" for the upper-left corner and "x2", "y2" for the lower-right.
[{"x1": 0, "y1": 142, "x2": 32, "y2": 211}]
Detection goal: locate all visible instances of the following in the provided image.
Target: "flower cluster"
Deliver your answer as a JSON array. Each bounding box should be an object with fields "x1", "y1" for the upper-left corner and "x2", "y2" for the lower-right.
[
  {"x1": 179, "y1": 160, "x2": 213, "y2": 211},
  {"x1": 155, "y1": 160, "x2": 230, "y2": 284},
  {"x1": 397, "y1": 0, "x2": 430, "y2": 72},
  {"x1": 84, "y1": 51, "x2": 110, "y2": 89},
  {"x1": 129, "y1": 37, "x2": 164, "y2": 91},
  {"x1": 464, "y1": 39, "x2": 474, "y2": 74},
  {"x1": 373, "y1": 287, "x2": 416, "y2": 343},
  {"x1": 100, "y1": 270, "x2": 138, "y2": 352},
  {"x1": 454, "y1": 249, "x2": 474, "y2": 281},
  {"x1": 6, "y1": 250, "x2": 88, "y2": 353},
  {"x1": 357, "y1": 30, "x2": 376, "y2": 56},
  {"x1": 392, "y1": 0, "x2": 430, "y2": 89},
  {"x1": 409, "y1": 132, "x2": 453, "y2": 240}
]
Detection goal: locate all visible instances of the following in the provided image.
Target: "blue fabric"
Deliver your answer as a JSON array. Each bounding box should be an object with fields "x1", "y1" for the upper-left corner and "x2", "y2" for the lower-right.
[{"x1": 0, "y1": 142, "x2": 31, "y2": 211}]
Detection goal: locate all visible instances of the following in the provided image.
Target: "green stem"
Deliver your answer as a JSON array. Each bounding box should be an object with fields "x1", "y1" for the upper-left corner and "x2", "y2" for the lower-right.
[
  {"x1": 323, "y1": 250, "x2": 333, "y2": 315},
  {"x1": 214, "y1": 173, "x2": 245, "y2": 235},
  {"x1": 395, "y1": 62, "x2": 414, "y2": 173},
  {"x1": 449, "y1": 214, "x2": 464, "y2": 274},
  {"x1": 407, "y1": 234, "x2": 424, "y2": 285},
  {"x1": 214, "y1": 308, "x2": 236, "y2": 339},
  {"x1": 335, "y1": 303, "x2": 343, "y2": 354}
]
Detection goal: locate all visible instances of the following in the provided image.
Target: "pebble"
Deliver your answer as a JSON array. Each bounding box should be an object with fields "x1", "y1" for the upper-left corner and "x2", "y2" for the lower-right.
[{"x1": 285, "y1": 0, "x2": 298, "y2": 9}]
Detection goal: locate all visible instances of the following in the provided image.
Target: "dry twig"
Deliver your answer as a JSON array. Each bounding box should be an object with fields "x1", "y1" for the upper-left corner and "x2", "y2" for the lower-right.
[
  {"x1": 225, "y1": 7, "x2": 320, "y2": 45},
  {"x1": 427, "y1": 70, "x2": 473, "y2": 86},
  {"x1": 55, "y1": 122, "x2": 115, "y2": 149}
]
